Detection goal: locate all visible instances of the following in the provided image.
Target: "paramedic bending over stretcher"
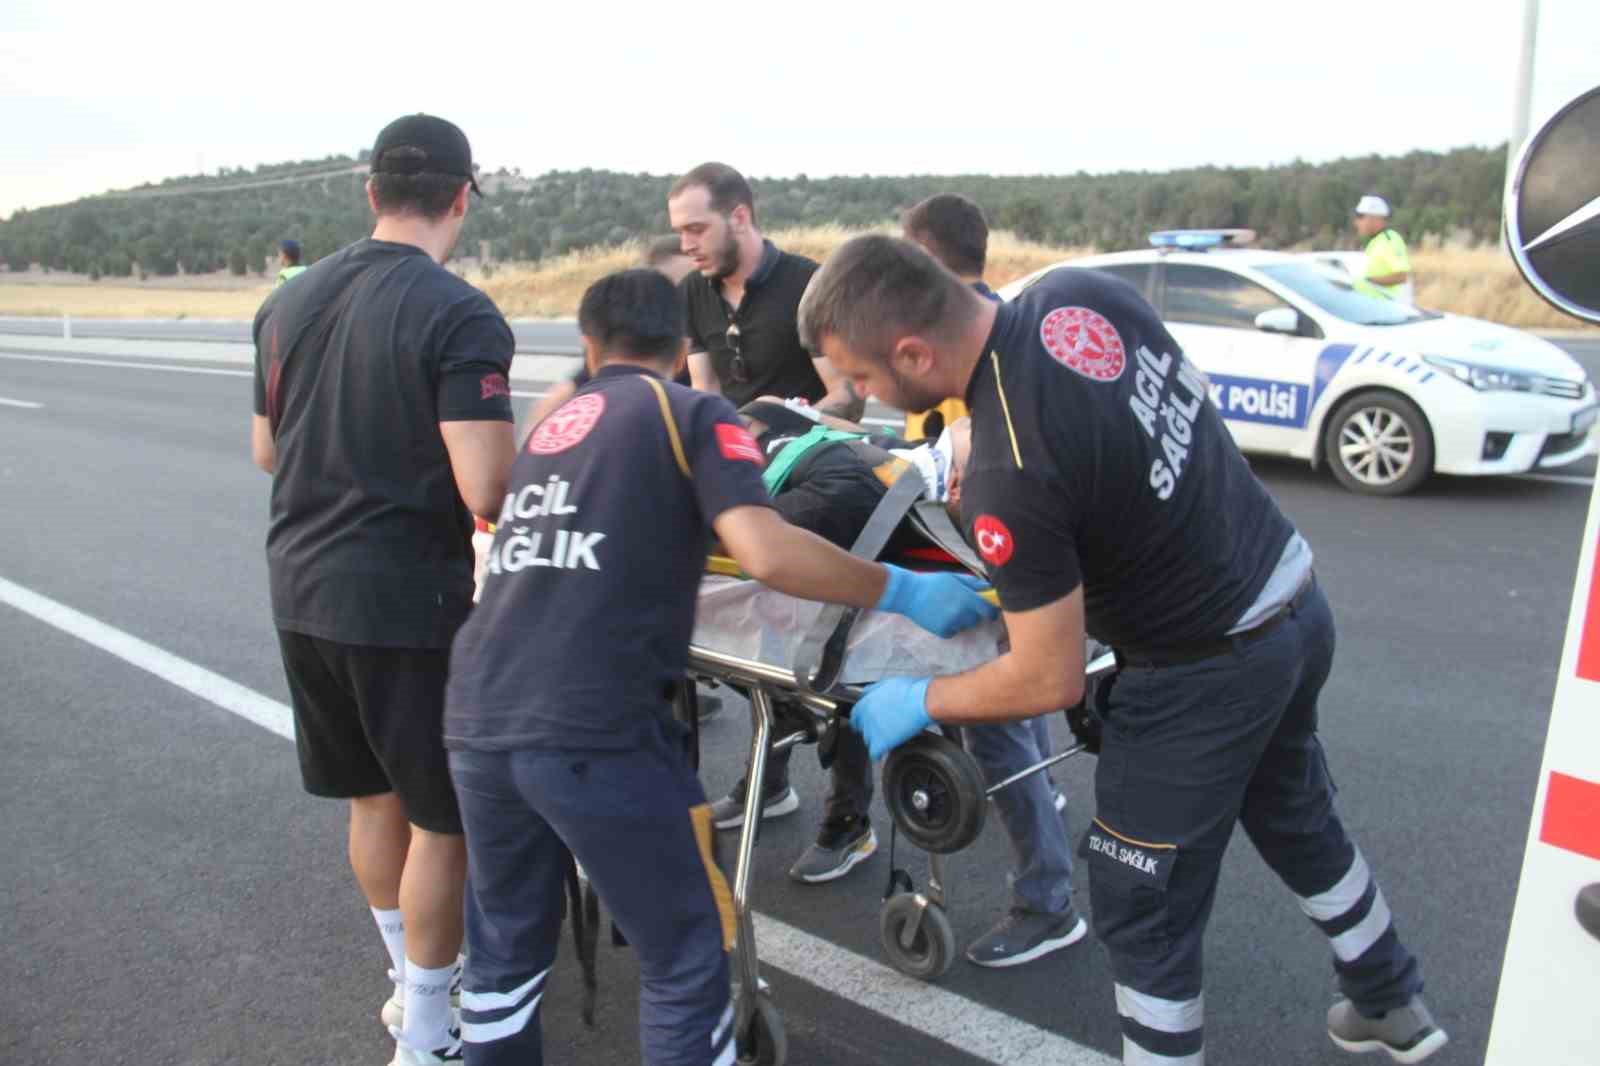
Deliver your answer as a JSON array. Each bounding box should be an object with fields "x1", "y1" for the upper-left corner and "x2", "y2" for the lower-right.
[
  {"x1": 799, "y1": 236, "x2": 1446, "y2": 1066},
  {"x1": 441, "y1": 269, "x2": 995, "y2": 1066},
  {"x1": 734, "y1": 398, "x2": 1085, "y2": 965}
]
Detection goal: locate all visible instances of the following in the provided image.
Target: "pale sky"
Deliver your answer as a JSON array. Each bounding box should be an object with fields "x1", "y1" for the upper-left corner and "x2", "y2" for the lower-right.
[{"x1": 2, "y1": 0, "x2": 1596, "y2": 221}]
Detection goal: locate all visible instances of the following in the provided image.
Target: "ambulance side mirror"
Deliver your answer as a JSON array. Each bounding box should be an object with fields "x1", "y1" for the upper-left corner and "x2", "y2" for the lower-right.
[{"x1": 1254, "y1": 308, "x2": 1301, "y2": 336}]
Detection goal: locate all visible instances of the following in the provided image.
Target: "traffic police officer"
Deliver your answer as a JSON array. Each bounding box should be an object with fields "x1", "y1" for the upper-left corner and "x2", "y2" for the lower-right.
[
  {"x1": 799, "y1": 236, "x2": 1446, "y2": 1065},
  {"x1": 274, "y1": 238, "x2": 307, "y2": 286},
  {"x1": 443, "y1": 268, "x2": 995, "y2": 1066},
  {"x1": 1352, "y1": 194, "x2": 1414, "y2": 303}
]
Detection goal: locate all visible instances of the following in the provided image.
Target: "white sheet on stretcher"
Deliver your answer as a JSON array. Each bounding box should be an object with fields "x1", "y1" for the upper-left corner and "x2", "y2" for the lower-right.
[{"x1": 691, "y1": 575, "x2": 1006, "y2": 685}]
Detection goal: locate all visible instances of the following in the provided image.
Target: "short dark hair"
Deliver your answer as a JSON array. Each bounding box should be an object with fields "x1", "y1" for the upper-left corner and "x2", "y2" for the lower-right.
[
  {"x1": 369, "y1": 147, "x2": 468, "y2": 221},
  {"x1": 669, "y1": 162, "x2": 756, "y2": 224},
  {"x1": 902, "y1": 194, "x2": 988, "y2": 277},
  {"x1": 578, "y1": 268, "x2": 686, "y2": 364},
  {"x1": 645, "y1": 234, "x2": 686, "y2": 267},
  {"x1": 279, "y1": 238, "x2": 302, "y2": 264},
  {"x1": 798, "y1": 235, "x2": 971, "y2": 364}
]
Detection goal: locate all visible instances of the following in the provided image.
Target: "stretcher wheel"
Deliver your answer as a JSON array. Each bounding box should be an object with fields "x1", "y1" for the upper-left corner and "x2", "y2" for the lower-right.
[
  {"x1": 879, "y1": 893, "x2": 955, "y2": 980},
  {"x1": 883, "y1": 733, "x2": 987, "y2": 854},
  {"x1": 735, "y1": 992, "x2": 787, "y2": 1066}
]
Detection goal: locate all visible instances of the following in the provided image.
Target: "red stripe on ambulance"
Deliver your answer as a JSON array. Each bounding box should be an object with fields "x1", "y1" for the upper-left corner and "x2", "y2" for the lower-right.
[{"x1": 1538, "y1": 771, "x2": 1600, "y2": 861}]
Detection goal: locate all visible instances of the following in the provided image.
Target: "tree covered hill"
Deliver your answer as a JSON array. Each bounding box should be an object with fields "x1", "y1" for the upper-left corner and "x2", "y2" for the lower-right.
[{"x1": 0, "y1": 145, "x2": 1509, "y2": 279}]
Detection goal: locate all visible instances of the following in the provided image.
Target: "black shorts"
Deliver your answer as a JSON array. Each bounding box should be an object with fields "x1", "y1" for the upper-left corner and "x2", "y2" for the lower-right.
[{"x1": 276, "y1": 629, "x2": 462, "y2": 833}]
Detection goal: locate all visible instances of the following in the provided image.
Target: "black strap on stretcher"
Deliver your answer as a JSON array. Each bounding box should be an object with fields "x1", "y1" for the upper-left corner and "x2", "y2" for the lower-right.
[
  {"x1": 791, "y1": 434, "x2": 994, "y2": 697},
  {"x1": 792, "y1": 463, "x2": 928, "y2": 697}
]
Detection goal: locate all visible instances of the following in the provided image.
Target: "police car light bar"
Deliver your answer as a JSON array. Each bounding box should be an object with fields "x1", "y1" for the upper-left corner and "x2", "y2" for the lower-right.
[{"x1": 1149, "y1": 229, "x2": 1258, "y2": 250}]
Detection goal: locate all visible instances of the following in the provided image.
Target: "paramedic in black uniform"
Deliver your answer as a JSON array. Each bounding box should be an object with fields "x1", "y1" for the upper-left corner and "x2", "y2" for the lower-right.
[
  {"x1": 442, "y1": 269, "x2": 995, "y2": 1066},
  {"x1": 901, "y1": 193, "x2": 1084, "y2": 965},
  {"x1": 798, "y1": 236, "x2": 1446, "y2": 1066}
]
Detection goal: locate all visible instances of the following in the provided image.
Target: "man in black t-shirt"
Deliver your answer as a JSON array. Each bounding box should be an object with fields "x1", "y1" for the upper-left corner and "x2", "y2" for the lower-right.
[
  {"x1": 251, "y1": 113, "x2": 514, "y2": 1066},
  {"x1": 798, "y1": 237, "x2": 1445, "y2": 1065},
  {"x1": 443, "y1": 270, "x2": 995, "y2": 1065},
  {"x1": 668, "y1": 162, "x2": 863, "y2": 419}
]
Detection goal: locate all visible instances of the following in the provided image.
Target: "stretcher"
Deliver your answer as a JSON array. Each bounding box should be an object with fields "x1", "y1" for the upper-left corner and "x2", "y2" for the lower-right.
[{"x1": 684, "y1": 536, "x2": 1115, "y2": 1066}]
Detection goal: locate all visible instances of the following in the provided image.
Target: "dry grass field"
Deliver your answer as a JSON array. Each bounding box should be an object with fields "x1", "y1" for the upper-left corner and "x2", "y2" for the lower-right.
[{"x1": 1, "y1": 229, "x2": 1591, "y2": 332}]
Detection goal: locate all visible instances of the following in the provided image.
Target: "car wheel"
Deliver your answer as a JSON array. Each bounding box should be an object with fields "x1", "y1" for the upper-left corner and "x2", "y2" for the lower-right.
[{"x1": 1323, "y1": 391, "x2": 1433, "y2": 496}]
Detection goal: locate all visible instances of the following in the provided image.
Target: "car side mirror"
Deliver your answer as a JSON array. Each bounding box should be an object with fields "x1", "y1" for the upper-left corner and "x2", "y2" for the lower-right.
[{"x1": 1255, "y1": 308, "x2": 1301, "y2": 335}]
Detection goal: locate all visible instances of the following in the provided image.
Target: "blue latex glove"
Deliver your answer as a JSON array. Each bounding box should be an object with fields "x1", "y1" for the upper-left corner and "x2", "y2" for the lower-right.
[
  {"x1": 849, "y1": 676, "x2": 933, "y2": 760},
  {"x1": 875, "y1": 564, "x2": 999, "y2": 638}
]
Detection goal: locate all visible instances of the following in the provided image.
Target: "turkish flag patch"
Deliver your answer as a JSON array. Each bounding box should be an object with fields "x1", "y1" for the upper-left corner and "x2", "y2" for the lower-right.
[
  {"x1": 479, "y1": 373, "x2": 510, "y2": 401},
  {"x1": 973, "y1": 514, "x2": 1015, "y2": 567},
  {"x1": 716, "y1": 422, "x2": 763, "y2": 465}
]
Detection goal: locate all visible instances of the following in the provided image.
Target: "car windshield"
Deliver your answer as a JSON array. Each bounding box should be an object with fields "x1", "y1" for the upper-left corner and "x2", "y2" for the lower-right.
[{"x1": 1257, "y1": 263, "x2": 1436, "y2": 327}]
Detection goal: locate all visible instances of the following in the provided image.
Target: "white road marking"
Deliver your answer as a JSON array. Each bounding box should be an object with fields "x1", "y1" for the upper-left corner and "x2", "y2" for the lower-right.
[
  {"x1": 0, "y1": 350, "x2": 251, "y2": 378},
  {"x1": 0, "y1": 394, "x2": 44, "y2": 408},
  {"x1": 1, "y1": 350, "x2": 911, "y2": 432},
  {"x1": 0, "y1": 576, "x2": 292, "y2": 741},
  {"x1": 755, "y1": 912, "x2": 1117, "y2": 1065},
  {"x1": 1515, "y1": 472, "x2": 1596, "y2": 487},
  {"x1": 0, "y1": 573, "x2": 1116, "y2": 1066}
]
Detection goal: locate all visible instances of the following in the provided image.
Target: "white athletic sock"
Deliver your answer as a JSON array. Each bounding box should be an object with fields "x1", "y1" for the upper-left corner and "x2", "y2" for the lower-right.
[
  {"x1": 371, "y1": 907, "x2": 406, "y2": 983},
  {"x1": 402, "y1": 960, "x2": 456, "y2": 1050}
]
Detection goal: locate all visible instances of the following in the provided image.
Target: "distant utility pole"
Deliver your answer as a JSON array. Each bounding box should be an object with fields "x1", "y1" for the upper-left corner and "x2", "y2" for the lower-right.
[{"x1": 1504, "y1": 0, "x2": 1540, "y2": 249}]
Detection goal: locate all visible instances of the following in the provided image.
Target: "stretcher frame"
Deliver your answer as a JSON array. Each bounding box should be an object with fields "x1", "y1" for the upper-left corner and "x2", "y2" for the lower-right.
[{"x1": 678, "y1": 634, "x2": 1115, "y2": 1064}]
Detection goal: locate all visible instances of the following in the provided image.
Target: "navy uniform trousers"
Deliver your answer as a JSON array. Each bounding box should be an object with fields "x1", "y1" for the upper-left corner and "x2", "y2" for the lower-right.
[
  {"x1": 449, "y1": 717, "x2": 736, "y2": 1066},
  {"x1": 1089, "y1": 579, "x2": 1423, "y2": 1065}
]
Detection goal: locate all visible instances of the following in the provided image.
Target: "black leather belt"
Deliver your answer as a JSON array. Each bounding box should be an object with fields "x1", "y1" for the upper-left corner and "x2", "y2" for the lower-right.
[{"x1": 1114, "y1": 576, "x2": 1315, "y2": 670}]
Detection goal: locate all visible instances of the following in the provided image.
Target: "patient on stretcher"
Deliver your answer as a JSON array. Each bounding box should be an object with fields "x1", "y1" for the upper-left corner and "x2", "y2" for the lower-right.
[
  {"x1": 695, "y1": 396, "x2": 993, "y2": 871},
  {"x1": 692, "y1": 397, "x2": 998, "y2": 683},
  {"x1": 732, "y1": 395, "x2": 970, "y2": 553}
]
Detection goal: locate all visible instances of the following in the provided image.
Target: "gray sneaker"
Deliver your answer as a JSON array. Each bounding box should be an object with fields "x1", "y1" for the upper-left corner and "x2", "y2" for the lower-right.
[
  {"x1": 1327, "y1": 996, "x2": 1448, "y2": 1063},
  {"x1": 710, "y1": 785, "x2": 799, "y2": 830},
  {"x1": 966, "y1": 907, "x2": 1087, "y2": 968},
  {"x1": 788, "y1": 816, "x2": 877, "y2": 883}
]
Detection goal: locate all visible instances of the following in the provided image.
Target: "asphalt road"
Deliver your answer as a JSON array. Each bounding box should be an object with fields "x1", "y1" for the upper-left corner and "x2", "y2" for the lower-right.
[{"x1": 1, "y1": 337, "x2": 1597, "y2": 1065}]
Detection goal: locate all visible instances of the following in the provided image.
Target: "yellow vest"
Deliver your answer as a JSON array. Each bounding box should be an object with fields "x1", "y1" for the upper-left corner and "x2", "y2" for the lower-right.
[
  {"x1": 275, "y1": 265, "x2": 307, "y2": 287},
  {"x1": 1362, "y1": 230, "x2": 1410, "y2": 299}
]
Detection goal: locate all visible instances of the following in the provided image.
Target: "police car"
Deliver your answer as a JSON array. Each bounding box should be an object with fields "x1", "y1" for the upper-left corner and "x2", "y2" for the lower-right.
[{"x1": 1000, "y1": 230, "x2": 1597, "y2": 495}]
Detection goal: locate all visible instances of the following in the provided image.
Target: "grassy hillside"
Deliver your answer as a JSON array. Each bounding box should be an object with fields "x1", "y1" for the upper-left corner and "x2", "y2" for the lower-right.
[{"x1": 0, "y1": 146, "x2": 1512, "y2": 280}]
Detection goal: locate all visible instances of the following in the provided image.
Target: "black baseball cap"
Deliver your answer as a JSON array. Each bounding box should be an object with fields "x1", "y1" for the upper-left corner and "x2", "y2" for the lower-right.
[{"x1": 370, "y1": 113, "x2": 481, "y2": 196}]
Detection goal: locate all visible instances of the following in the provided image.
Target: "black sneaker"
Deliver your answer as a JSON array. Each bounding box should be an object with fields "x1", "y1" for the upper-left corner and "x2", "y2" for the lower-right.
[
  {"x1": 710, "y1": 785, "x2": 800, "y2": 830},
  {"x1": 1327, "y1": 996, "x2": 1448, "y2": 1063},
  {"x1": 965, "y1": 907, "x2": 1087, "y2": 968},
  {"x1": 787, "y1": 816, "x2": 877, "y2": 883}
]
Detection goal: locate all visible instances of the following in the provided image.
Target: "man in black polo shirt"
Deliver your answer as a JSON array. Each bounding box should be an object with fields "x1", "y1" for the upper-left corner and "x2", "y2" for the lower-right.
[
  {"x1": 443, "y1": 269, "x2": 994, "y2": 1065},
  {"x1": 668, "y1": 161, "x2": 877, "y2": 880},
  {"x1": 799, "y1": 236, "x2": 1445, "y2": 1065},
  {"x1": 251, "y1": 113, "x2": 514, "y2": 1066},
  {"x1": 669, "y1": 161, "x2": 863, "y2": 420}
]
